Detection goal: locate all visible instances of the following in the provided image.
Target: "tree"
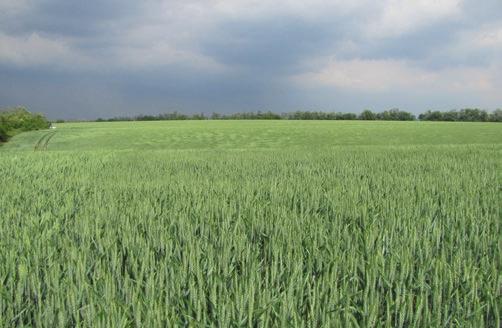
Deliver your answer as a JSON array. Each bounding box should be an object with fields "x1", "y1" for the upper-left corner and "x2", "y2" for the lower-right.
[
  {"x1": 441, "y1": 111, "x2": 458, "y2": 121},
  {"x1": 377, "y1": 108, "x2": 415, "y2": 121},
  {"x1": 0, "y1": 107, "x2": 50, "y2": 142},
  {"x1": 359, "y1": 109, "x2": 376, "y2": 120},
  {"x1": 489, "y1": 109, "x2": 502, "y2": 122},
  {"x1": 339, "y1": 113, "x2": 357, "y2": 120},
  {"x1": 419, "y1": 110, "x2": 443, "y2": 121},
  {"x1": 458, "y1": 108, "x2": 488, "y2": 122}
]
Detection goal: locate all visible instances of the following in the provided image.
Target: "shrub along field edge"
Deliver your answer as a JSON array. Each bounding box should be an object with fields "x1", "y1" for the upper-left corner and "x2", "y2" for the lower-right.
[{"x1": 0, "y1": 107, "x2": 50, "y2": 143}]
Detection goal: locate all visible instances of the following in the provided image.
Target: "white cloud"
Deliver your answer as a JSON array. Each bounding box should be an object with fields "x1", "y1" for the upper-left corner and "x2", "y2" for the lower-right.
[
  {"x1": 366, "y1": 0, "x2": 462, "y2": 38},
  {"x1": 0, "y1": 0, "x2": 31, "y2": 14},
  {"x1": 0, "y1": 32, "x2": 88, "y2": 67},
  {"x1": 294, "y1": 57, "x2": 434, "y2": 91},
  {"x1": 100, "y1": 11, "x2": 227, "y2": 72},
  {"x1": 428, "y1": 22, "x2": 502, "y2": 67},
  {"x1": 170, "y1": 0, "x2": 462, "y2": 38},
  {"x1": 293, "y1": 56, "x2": 500, "y2": 100},
  {"x1": 464, "y1": 23, "x2": 502, "y2": 48}
]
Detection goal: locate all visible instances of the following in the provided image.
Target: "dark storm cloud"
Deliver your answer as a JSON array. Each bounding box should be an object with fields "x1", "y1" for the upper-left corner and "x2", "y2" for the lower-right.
[
  {"x1": 0, "y1": 0, "x2": 501, "y2": 119},
  {"x1": 0, "y1": 61, "x2": 283, "y2": 119},
  {"x1": 0, "y1": 0, "x2": 140, "y2": 37},
  {"x1": 198, "y1": 15, "x2": 350, "y2": 74}
]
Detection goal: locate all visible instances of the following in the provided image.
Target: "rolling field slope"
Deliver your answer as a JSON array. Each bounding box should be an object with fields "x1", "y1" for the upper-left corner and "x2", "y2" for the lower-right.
[
  {"x1": 2, "y1": 120, "x2": 501, "y2": 151},
  {"x1": 0, "y1": 121, "x2": 501, "y2": 326}
]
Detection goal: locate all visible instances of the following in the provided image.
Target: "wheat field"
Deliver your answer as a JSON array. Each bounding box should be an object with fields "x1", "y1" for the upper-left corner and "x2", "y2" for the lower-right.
[{"x1": 0, "y1": 121, "x2": 500, "y2": 327}]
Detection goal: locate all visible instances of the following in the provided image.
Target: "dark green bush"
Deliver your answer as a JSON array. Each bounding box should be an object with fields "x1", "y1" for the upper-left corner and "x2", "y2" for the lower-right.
[
  {"x1": 0, "y1": 107, "x2": 50, "y2": 142},
  {"x1": 0, "y1": 116, "x2": 8, "y2": 142}
]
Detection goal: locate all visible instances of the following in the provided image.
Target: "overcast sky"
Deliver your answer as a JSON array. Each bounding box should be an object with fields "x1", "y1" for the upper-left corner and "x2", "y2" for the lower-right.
[{"x1": 1, "y1": 0, "x2": 501, "y2": 119}]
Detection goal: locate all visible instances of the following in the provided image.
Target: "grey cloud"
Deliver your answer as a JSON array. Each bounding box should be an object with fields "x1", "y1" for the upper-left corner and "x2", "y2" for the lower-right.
[
  {"x1": 198, "y1": 15, "x2": 349, "y2": 74},
  {"x1": 0, "y1": 0, "x2": 501, "y2": 119},
  {"x1": 0, "y1": 62, "x2": 285, "y2": 119},
  {"x1": 0, "y1": 0, "x2": 141, "y2": 37},
  {"x1": 462, "y1": 0, "x2": 502, "y2": 21}
]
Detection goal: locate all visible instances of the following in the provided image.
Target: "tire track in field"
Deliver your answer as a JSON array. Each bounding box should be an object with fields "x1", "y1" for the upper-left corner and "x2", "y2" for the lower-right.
[
  {"x1": 34, "y1": 131, "x2": 57, "y2": 151},
  {"x1": 34, "y1": 133, "x2": 49, "y2": 150}
]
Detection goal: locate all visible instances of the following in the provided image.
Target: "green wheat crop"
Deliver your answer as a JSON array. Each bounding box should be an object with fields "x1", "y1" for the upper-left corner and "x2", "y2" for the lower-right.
[{"x1": 0, "y1": 121, "x2": 500, "y2": 327}]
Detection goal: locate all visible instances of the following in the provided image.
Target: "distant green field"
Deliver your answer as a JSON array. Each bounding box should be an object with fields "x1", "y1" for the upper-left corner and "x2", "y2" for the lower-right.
[
  {"x1": 1, "y1": 121, "x2": 501, "y2": 326},
  {"x1": 2, "y1": 120, "x2": 501, "y2": 151}
]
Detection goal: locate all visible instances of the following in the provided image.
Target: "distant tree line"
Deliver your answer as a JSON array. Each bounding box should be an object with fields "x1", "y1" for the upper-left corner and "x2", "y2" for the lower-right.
[
  {"x1": 418, "y1": 108, "x2": 502, "y2": 122},
  {"x1": 96, "y1": 112, "x2": 203, "y2": 121},
  {"x1": 91, "y1": 108, "x2": 501, "y2": 122},
  {"x1": 95, "y1": 109, "x2": 416, "y2": 122},
  {"x1": 0, "y1": 107, "x2": 50, "y2": 142}
]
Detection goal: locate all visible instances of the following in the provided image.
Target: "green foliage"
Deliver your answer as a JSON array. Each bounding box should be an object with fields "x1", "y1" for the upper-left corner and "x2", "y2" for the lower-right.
[
  {"x1": 489, "y1": 109, "x2": 502, "y2": 122},
  {"x1": 0, "y1": 107, "x2": 50, "y2": 142},
  {"x1": 419, "y1": 108, "x2": 501, "y2": 122},
  {"x1": 0, "y1": 116, "x2": 8, "y2": 142},
  {"x1": 375, "y1": 108, "x2": 416, "y2": 121},
  {"x1": 96, "y1": 108, "x2": 502, "y2": 123},
  {"x1": 359, "y1": 109, "x2": 377, "y2": 120},
  {"x1": 286, "y1": 111, "x2": 353, "y2": 120},
  {"x1": 459, "y1": 108, "x2": 489, "y2": 121},
  {"x1": 219, "y1": 111, "x2": 282, "y2": 120},
  {"x1": 418, "y1": 110, "x2": 444, "y2": 121},
  {"x1": 98, "y1": 110, "x2": 416, "y2": 122},
  {"x1": 0, "y1": 121, "x2": 501, "y2": 326}
]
